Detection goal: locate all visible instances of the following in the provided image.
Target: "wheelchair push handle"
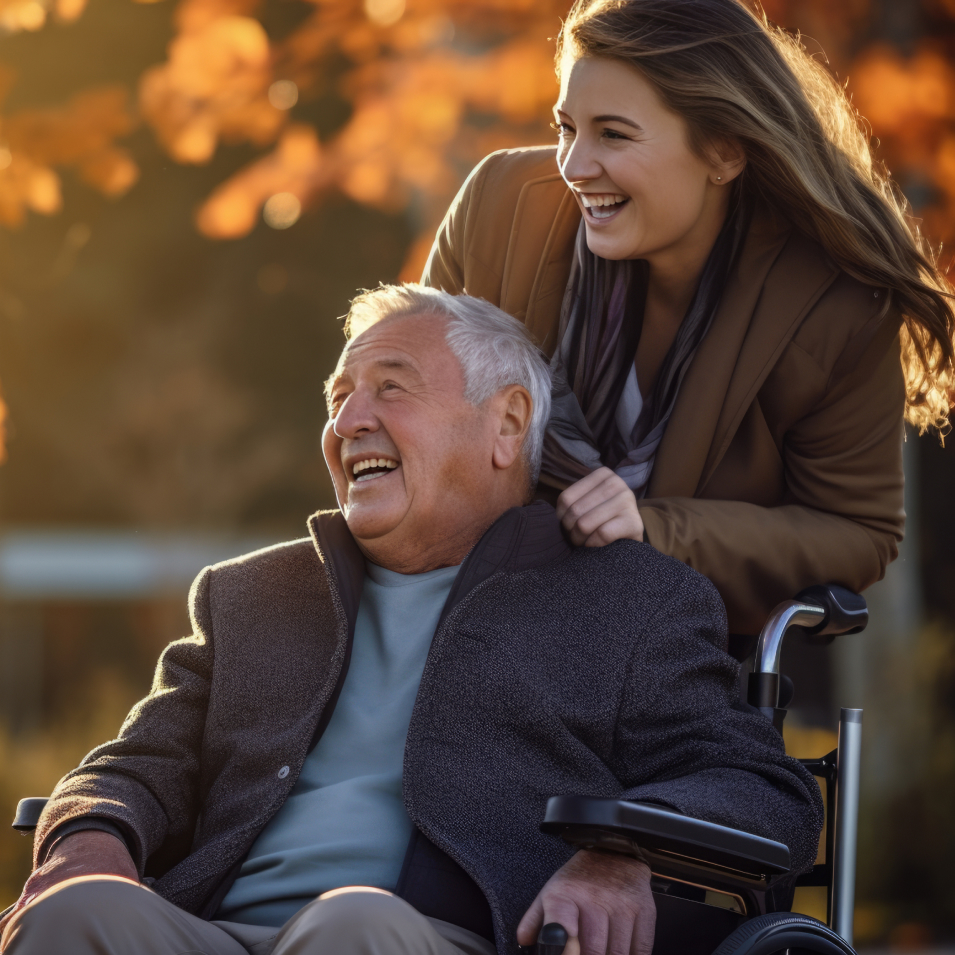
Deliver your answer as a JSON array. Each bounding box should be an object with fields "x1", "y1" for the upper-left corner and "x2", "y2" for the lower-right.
[
  {"x1": 794, "y1": 584, "x2": 868, "y2": 641},
  {"x1": 749, "y1": 583, "x2": 866, "y2": 726}
]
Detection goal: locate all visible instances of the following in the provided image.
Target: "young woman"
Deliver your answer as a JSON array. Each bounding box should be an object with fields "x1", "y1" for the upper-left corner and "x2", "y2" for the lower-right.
[{"x1": 422, "y1": 0, "x2": 954, "y2": 648}]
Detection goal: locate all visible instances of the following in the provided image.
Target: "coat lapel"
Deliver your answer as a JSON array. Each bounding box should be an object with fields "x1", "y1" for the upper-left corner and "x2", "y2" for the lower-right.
[
  {"x1": 697, "y1": 232, "x2": 840, "y2": 490},
  {"x1": 648, "y1": 210, "x2": 794, "y2": 498}
]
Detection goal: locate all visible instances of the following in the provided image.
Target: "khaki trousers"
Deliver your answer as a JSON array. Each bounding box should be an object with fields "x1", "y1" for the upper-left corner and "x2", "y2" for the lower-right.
[{"x1": 1, "y1": 878, "x2": 497, "y2": 955}]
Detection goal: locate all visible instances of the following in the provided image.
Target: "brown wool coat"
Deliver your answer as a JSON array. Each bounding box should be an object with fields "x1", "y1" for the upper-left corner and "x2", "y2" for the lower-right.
[{"x1": 422, "y1": 147, "x2": 906, "y2": 637}]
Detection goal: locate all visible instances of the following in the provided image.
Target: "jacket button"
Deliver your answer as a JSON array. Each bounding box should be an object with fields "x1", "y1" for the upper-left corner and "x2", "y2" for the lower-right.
[{"x1": 277, "y1": 766, "x2": 290, "y2": 779}]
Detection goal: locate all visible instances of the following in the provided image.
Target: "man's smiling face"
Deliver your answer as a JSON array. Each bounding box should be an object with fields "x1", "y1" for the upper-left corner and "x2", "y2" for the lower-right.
[{"x1": 322, "y1": 311, "x2": 503, "y2": 570}]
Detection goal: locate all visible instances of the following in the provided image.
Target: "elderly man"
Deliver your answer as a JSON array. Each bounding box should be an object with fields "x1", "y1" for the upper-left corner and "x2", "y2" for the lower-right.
[{"x1": 0, "y1": 285, "x2": 822, "y2": 955}]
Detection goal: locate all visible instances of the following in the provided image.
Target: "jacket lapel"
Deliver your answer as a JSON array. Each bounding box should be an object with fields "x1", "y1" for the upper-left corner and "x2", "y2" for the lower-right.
[
  {"x1": 697, "y1": 231, "x2": 840, "y2": 490},
  {"x1": 648, "y1": 210, "x2": 824, "y2": 498}
]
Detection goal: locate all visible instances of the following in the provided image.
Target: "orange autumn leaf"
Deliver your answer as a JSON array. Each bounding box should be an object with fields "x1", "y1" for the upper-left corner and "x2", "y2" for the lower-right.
[
  {"x1": 196, "y1": 122, "x2": 324, "y2": 237},
  {"x1": 0, "y1": 85, "x2": 138, "y2": 226},
  {"x1": 139, "y1": 12, "x2": 282, "y2": 164}
]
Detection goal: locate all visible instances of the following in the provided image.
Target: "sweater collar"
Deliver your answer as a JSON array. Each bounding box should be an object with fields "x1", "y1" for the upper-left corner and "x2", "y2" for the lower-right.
[{"x1": 307, "y1": 501, "x2": 570, "y2": 628}]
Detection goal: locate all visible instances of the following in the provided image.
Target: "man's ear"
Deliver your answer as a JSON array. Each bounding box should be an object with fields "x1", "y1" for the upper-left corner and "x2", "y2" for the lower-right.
[{"x1": 491, "y1": 385, "x2": 533, "y2": 471}]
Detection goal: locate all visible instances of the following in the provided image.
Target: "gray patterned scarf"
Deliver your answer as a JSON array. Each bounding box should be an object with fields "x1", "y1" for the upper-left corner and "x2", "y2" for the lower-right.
[{"x1": 540, "y1": 200, "x2": 748, "y2": 497}]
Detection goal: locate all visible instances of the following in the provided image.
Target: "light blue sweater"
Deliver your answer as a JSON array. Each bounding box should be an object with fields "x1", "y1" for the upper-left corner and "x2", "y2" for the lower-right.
[{"x1": 217, "y1": 560, "x2": 459, "y2": 927}]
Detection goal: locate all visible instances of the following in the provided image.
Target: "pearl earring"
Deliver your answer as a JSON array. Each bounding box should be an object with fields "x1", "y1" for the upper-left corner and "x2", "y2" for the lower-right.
[{"x1": 716, "y1": 176, "x2": 723, "y2": 181}]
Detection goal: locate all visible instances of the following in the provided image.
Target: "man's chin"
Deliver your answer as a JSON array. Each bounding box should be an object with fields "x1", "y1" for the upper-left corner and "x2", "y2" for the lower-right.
[{"x1": 341, "y1": 497, "x2": 405, "y2": 544}]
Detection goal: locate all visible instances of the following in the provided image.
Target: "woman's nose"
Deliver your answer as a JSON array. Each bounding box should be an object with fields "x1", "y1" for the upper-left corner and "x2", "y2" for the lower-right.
[{"x1": 559, "y1": 135, "x2": 602, "y2": 186}]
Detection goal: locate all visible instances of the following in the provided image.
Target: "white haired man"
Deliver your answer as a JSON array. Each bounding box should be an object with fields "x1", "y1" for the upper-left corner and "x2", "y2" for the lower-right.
[{"x1": 0, "y1": 285, "x2": 822, "y2": 955}]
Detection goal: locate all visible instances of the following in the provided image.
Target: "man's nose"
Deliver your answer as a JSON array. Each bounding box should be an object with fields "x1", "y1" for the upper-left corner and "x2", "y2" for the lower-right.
[{"x1": 331, "y1": 389, "x2": 379, "y2": 439}]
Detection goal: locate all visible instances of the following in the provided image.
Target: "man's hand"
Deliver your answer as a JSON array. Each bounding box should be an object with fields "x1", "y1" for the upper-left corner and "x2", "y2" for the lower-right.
[
  {"x1": 0, "y1": 830, "x2": 138, "y2": 941},
  {"x1": 516, "y1": 849, "x2": 655, "y2": 955},
  {"x1": 556, "y1": 469, "x2": 645, "y2": 547}
]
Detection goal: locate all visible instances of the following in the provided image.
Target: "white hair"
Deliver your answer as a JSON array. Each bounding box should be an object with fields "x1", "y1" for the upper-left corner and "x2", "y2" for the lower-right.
[{"x1": 345, "y1": 283, "x2": 552, "y2": 485}]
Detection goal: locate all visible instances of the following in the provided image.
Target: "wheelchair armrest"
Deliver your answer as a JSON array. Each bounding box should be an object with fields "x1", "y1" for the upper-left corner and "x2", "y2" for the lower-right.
[
  {"x1": 12, "y1": 797, "x2": 49, "y2": 833},
  {"x1": 541, "y1": 796, "x2": 790, "y2": 892}
]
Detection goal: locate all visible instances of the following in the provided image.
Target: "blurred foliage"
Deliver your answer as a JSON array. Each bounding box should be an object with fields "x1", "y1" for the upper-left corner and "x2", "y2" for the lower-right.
[{"x1": 0, "y1": 0, "x2": 565, "y2": 257}]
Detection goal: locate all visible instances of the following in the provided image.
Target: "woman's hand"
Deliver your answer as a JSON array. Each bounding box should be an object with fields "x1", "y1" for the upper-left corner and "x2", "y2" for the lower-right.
[{"x1": 557, "y1": 468, "x2": 645, "y2": 547}]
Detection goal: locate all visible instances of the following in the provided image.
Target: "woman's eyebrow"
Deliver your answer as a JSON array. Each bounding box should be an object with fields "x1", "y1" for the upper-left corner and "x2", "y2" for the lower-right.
[{"x1": 593, "y1": 114, "x2": 643, "y2": 131}]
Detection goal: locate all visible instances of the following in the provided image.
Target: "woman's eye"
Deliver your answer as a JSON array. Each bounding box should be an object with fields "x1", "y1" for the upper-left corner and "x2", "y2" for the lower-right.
[
  {"x1": 550, "y1": 121, "x2": 573, "y2": 135},
  {"x1": 602, "y1": 128, "x2": 630, "y2": 141}
]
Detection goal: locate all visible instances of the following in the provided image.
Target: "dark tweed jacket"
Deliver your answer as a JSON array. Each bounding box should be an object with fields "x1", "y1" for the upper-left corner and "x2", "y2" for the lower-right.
[{"x1": 35, "y1": 503, "x2": 823, "y2": 955}]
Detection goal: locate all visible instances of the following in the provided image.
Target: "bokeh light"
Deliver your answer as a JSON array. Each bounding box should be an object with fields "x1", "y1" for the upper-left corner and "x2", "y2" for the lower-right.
[
  {"x1": 262, "y1": 191, "x2": 301, "y2": 229},
  {"x1": 268, "y1": 80, "x2": 299, "y2": 111},
  {"x1": 364, "y1": 0, "x2": 405, "y2": 28}
]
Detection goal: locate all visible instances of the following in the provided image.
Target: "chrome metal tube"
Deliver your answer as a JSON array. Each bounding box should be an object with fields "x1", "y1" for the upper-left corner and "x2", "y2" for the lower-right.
[
  {"x1": 753, "y1": 601, "x2": 826, "y2": 675},
  {"x1": 831, "y1": 708, "x2": 863, "y2": 944}
]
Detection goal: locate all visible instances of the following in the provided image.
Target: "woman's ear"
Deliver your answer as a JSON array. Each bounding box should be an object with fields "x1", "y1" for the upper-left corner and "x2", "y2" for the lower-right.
[
  {"x1": 706, "y1": 137, "x2": 746, "y2": 185},
  {"x1": 491, "y1": 385, "x2": 533, "y2": 471}
]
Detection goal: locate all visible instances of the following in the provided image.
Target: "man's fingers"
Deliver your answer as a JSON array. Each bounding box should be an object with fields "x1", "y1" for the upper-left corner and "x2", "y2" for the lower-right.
[
  {"x1": 576, "y1": 901, "x2": 610, "y2": 955},
  {"x1": 540, "y1": 898, "x2": 580, "y2": 943},
  {"x1": 631, "y1": 902, "x2": 655, "y2": 955},
  {"x1": 606, "y1": 910, "x2": 635, "y2": 955},
  {"x1": 516, "y1": 894, "x2": 545, "y2": 946}
]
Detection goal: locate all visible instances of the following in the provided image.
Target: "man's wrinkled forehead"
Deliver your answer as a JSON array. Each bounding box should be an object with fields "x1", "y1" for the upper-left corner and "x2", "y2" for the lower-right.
[{"x1": 324, "y1": 312, "x2": 444, "y2": 405}]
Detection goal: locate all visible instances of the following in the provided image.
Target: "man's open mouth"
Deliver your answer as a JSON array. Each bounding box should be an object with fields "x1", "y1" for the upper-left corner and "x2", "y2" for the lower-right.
[
  {"x1": 351, "y1": 457, "x2": 399, "y2": 483},
  {"x1": 579, "y1": 193, "x2": 629, "y2": 220}
]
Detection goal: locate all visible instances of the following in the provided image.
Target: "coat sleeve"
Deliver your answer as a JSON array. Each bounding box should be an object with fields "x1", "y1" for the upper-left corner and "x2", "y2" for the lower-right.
[
  {"x1": 32, "y1": 566, "x2": 217, "y2": 875},
  {"x1": 611, "y1": 573, "x2": 825, "y2": 874},
  {"x1": 639, "y1": 317, "x2": 906, "y2": 636}
]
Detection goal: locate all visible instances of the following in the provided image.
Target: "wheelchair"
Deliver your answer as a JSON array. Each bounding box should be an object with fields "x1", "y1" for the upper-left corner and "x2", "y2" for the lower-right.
[{"x1": 4, "y1": 584, "x2": 867, "y2": 955}]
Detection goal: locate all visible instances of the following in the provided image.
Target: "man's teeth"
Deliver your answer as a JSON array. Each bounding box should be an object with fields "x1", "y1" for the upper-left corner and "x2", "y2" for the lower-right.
[{"x1": 352, "y1": 458, "x2": 399, "y2": 481}]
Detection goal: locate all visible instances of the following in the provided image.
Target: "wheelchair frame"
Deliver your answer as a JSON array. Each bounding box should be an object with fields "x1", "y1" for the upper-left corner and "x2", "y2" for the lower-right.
[{"x1": 538, "y1": 583, "x2": 867, "y2": 955}]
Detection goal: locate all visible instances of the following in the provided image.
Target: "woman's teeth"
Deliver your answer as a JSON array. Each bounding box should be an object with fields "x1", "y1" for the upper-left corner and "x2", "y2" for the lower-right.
[
  {"x1": 579, "y1": 193, "x2": 628, "y2": 220},
  {"x1": 352, "y1": 458, "x2": 399, "y2": 482}
]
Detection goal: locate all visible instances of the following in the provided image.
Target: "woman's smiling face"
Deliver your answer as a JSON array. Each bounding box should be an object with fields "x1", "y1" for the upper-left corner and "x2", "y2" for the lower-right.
[{"x1": 555, "y1": 54, "x2": 733, "y2": 265}]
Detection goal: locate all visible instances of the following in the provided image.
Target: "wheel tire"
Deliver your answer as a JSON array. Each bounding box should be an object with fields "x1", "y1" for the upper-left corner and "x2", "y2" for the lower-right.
[{"x1": 711, "y1": 912, "x2": 855, "y2": 955}]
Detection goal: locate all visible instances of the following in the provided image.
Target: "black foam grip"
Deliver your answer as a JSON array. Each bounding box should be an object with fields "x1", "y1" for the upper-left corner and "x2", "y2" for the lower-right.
[
  {"x1": 795, "y1": 584, "x2": 868, "y2": 637},
  {"x1": 537, "y1": 923, "x2": 569, "y2": 955}
]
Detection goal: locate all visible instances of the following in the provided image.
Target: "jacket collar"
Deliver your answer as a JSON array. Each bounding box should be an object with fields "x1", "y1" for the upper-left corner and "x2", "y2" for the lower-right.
[{"x1": 307, "y1": 501, "x2": 570, "y2": 633}]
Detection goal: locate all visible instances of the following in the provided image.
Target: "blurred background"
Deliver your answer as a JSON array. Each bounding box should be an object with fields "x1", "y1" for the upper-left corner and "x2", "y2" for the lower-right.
[{"x1": 0, "y1": 0, "x2": 953, "y2": 945}]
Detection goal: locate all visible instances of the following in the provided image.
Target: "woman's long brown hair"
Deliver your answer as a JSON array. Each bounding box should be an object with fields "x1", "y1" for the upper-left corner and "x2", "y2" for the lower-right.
[{"x1": 558, "y1": 0, "x2": 955, "y2": 433}]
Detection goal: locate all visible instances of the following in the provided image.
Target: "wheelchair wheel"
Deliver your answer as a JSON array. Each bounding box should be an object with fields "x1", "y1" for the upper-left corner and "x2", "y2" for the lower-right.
[{"x1": 711, "y1": 912, "x2": 856, "y2": 955}]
